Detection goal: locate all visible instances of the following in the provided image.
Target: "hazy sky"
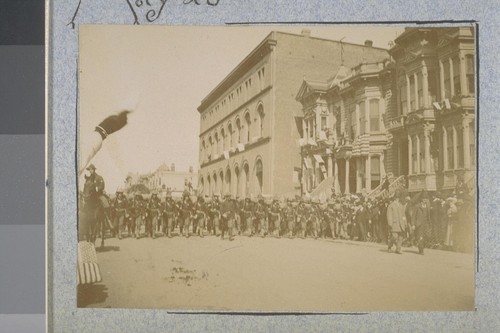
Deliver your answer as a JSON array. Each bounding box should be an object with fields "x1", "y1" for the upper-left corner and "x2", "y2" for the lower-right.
[{"x1": 79, "y1": 25, "x2": 404, "y2": 192}]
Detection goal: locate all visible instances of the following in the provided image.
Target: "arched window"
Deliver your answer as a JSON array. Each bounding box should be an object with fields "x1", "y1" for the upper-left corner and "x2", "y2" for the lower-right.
[
  {"x1": 207, "y1": 176, "x2": 211, "y2": 196},
  {"x1": 221, "y1": 128, "x2": 226, "y2": 152},
  {"x1": 245, "y1": 112, "x2": 251, "y2": 143},
  {"x1": 234, "y1": 165, "x2": 240, "y2": 196},
  {"x1": 255, "y1": 158, "x2": 263, "y2": 195},
  {"x1": 256, "y1": 104, "x2": 264, "y2": 138},
  {"x1": 212, "y1": 173, "x2": 218, "y2": 195},
  {"x1": 243, "y1": 163, "x2": 250, "y2": 197},
  {"x1": 227, "y1": 123, "x2": 233, "y2": 149},
  {"x1": 219, "y1": 128, "x2": 224, "y2": 154},
  {"x1": 208, "y1": 136, "x2": 213, "y2": 160},
  {"x1": 214, "y1": 132, "x2": 220, "y2": 156},
  {"x1": 201, "y1": 140, "x2": 206, "y2": 163},
  {"x1": 235, "y1": 118, "x2": 241, "y2": 145},
  {"x1": 225, "y1": 167, "x2": 231, "y2": 196},
  {"x1": 219, "y1": 170, "x2": 224, "y2": 195}
]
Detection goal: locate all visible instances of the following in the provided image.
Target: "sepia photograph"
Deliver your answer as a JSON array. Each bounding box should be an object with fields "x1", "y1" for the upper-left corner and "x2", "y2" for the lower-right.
[{"x1": 76, "y1": 25, "x2": 476, "y2": 312}]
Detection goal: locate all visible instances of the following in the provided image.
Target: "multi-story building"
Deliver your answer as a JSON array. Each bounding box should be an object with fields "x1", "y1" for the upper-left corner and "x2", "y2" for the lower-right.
[
  {"x1": 197, "y1": 30, "x2": 388, "y2": 198},
  {"x1": 296, "y1": 58, "x2": 393, "y2": 197},
  {"x1": 387, "y1": 27, "x2": 475, "y2": 193},
  {"x1": 296, "y1": 26, "x2": 475, "y2": 198}
]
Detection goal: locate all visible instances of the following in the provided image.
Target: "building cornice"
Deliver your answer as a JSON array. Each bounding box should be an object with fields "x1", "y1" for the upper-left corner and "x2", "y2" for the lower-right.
[{"x1": 197, "y1": 36, "x2": 277, "y2": 114}]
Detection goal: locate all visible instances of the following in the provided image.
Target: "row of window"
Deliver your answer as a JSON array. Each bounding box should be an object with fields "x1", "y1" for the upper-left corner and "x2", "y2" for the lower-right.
[
  {"x1": 408, "y1": 123, "x2": 475, "y2": 174},
  {"x1": 200, "y1": 104, "x2": 265, "y2": 163},
  {"x1": 201, "y1": 65, "x2": 267, "y2": 128},
  {"x1": 199, "y1": 159, "x2": 264, "y2": 197},
  {"x1": 302, "y1": 99, "x2": 383, "y2": 143},
  {"x1": 348, "y1": 99, "x2": 382, "y2": 140},
  {"x1": 398, "y1": 54, "x2": 475, "y2": 115}
]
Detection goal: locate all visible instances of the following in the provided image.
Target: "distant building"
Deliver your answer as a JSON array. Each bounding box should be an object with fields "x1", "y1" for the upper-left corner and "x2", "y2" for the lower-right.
[
  {"x1": 125, "y1": 163, "x2": 197, "y2": 196},
  {"x1": 148, "y1": 163, "x2": 197, "y2": 195},
  {"x1": 197, "y1": 30, "x2": 388, "y2": 198}
]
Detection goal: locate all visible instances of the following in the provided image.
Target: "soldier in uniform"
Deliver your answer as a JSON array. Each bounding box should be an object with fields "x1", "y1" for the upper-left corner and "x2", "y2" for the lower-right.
[
  {"x1": 269, "y1": 198, "x2": 282, "y2": 238},
  {"x1": 284, "y1": 199, "x2": 296, "y2": 239},
  {"x1": 242, "y1": 197, "x2": 255, "y2": 236},
  {"x1": 220, "y1": 194, "x2": 236, "y2": 241},
  {"x1": 112, "y1": 189, "x2": 129, "y2": 239},
  {"x1": 255, "y1": 197, "x2": 268, "y2": 237},
  {"x1": 163, "y1": 193, "x2": 176, "y2": 237},
  {"x1": 176, "y1": 197, "x2": 184, "y2": 235},
  {"x1": 194, "y1": 195, "x2": 207, "y2": 237},
  {"x1": 147, "y1": 192, "x2": 161, "y2": 239},
  {"x1": 181, "y1": 194, "x2": 193, "y2": 238},
  {"x1": 209, "y1": 195, "x2": 221, "y2": 236},
  {"x1": 319, "y1": 203, "x2": 329, "y2": 239},
  {"x1": 326, "y1": 200, "x2": 337, "y2": 239},
  {"x1": 232, "y1": 197, "x2": 242, "y2": 236},
  {"x1": 80, "y1": 164, "x2": 106, "y2": 243},
  {"x1": 309, "y1": 200, "x2": 320, "y2": 239},
  {"x1": 131, "y1": 194, "x2": 145, "y2": 239},
  {"x1": 296, "y1": 199, "x2": 308, "y2": 239}
]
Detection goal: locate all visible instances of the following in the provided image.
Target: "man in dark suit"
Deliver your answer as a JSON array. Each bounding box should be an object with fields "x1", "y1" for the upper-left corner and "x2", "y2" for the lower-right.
[{"x1": 411, "y1": 192, "x2": 431, "y2": 255}]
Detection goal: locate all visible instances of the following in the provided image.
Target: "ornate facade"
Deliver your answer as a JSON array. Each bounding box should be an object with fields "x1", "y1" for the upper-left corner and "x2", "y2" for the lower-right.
[
  {"x1": 389, "y1": 27, "x2": 475, "y2": 192},
  {"x1": 297, "y1": 60, "x2": 393, "y2": 197},
  {"x1": 296, "y1": 27, "x2": 476, "y2": 197}
]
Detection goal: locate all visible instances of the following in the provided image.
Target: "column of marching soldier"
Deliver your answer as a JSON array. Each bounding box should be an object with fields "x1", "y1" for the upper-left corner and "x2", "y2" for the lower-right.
[{"x1": 106, "y1": 187, "x2": 474, "y2": 254}]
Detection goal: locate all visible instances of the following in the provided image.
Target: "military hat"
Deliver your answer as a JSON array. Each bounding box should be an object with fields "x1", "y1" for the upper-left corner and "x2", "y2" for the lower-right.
[{"x1": 86, "y1": 164, "x2": 96, "y2": 171}]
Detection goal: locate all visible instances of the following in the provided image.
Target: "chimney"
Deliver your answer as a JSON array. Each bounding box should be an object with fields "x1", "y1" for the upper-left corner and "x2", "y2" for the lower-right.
[
  {"x1": 301, "y1": 28, "x2": 311, "y2": 38},
  {"x1": 364, "y1": 40, "x2": 373, "y2": 47}
]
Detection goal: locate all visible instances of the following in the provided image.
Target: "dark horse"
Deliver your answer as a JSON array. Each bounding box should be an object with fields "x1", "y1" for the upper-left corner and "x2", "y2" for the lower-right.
[{"x1": 79, "y1": 178, "x2": 111, "y2": 248}]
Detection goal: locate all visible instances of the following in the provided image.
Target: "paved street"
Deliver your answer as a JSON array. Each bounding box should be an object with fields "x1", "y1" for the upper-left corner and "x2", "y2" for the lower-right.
[{"x1": 78, "y1": 234, "x2": 474, "y2": 312}]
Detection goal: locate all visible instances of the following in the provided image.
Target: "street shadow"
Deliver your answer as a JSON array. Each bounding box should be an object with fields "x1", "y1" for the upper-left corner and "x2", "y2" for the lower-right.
[
  {"x1": 96, "y1": 245, "x2": 120, "y2": 253},
  {"x1": 403, "y1": 249, "x2": 422, "y2": 255},
  {"x1": 77, "y1": 283, "x2": 109, "y2": 307}
]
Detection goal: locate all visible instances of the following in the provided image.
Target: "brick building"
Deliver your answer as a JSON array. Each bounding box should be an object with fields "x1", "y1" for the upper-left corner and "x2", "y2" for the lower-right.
[{"x1": 197, "y1": 30, "x2": 388, "y2": 198}]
